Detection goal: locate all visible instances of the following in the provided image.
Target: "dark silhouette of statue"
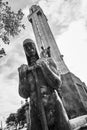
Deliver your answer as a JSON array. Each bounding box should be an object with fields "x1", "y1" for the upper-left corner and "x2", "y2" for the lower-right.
[{"x1": 18, "y1": 39, "x2": 72, "y2": 130}]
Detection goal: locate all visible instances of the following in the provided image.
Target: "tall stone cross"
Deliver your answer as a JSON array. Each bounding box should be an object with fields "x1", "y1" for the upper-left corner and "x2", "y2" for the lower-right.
[{"x1": 28, "y1": 5, "x2": 69, "y2": 74}]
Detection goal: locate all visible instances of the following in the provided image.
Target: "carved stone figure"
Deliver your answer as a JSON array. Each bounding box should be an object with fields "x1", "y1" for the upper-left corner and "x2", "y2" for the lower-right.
[{"x1": 18, "y1": 39, "x2": 72, "y2": 130}]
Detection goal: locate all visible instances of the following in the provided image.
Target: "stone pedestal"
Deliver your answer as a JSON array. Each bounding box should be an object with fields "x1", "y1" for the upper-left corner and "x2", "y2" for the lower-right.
[{"x1": 61, "y1": 72, "x2": 87, "y2": 118}]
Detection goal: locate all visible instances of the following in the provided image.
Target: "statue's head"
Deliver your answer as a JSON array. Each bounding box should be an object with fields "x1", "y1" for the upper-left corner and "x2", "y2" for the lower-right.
[{"x1": 23, "y1": 39, "x2": 39, "y2": 66}]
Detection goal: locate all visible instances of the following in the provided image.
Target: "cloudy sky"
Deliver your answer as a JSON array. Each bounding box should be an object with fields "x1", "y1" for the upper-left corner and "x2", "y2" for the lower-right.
[{"x1": 0, "y1": 0, "x2": 87, "y2": 125}]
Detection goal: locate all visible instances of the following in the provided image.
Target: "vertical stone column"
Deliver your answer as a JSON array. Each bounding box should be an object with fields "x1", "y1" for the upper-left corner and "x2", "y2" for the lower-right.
[
  {"x1": 28, "y1": 5, "x2": 69, "y2": 74},
  {"x1": 39, "y1": 11, "x2": 69, "y2": 74},
  {"x1": 28, "y1": 6, "x2": 44, "y2": 56}
]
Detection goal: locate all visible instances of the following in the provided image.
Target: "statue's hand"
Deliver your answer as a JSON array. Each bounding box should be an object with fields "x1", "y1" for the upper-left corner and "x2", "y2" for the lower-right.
[{"x1": 36, "y1": 58, "x2": 47, "y2": 66}]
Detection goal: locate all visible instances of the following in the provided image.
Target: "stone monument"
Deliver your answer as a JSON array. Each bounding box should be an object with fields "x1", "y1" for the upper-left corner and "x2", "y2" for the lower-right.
[
  {"x1": 28, "y1": 5, "x2": 87, "y2": 118},
  {"x1": 18, "y1": 39, "x2": 72, "y2": 130}
]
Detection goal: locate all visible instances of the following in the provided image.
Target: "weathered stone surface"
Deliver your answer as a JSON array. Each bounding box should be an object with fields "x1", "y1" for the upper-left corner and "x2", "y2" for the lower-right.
[
  {"x1": 28, "y1": 5, "x2": 87, "y2": 121},
  {"x1": 61, "y1": 72, "x2": 87, "y2": 119}
]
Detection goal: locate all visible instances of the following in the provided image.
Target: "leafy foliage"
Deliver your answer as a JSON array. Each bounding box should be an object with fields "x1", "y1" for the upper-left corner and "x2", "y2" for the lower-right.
[
  {"x1": 16, "y1": 105, "x2": 26, "y2": 124},
  {"x1": 6, "y1": 113, "x2": 17, "y2": 126},
  {"x1": 6, "y1": 103, "x2": 27, "y2": 129},
  {"x1": 0, "y1": 47, "x2": 6, "y2": 58},
  {"x1": 0, "y1": 0, "x2": 25, "y2": 44}
]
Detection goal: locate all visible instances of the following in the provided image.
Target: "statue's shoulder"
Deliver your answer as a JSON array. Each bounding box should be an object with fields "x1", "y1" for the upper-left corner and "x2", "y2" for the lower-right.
[{"x1": 18, "y1": 64, "x2": 28, "y2": 76}]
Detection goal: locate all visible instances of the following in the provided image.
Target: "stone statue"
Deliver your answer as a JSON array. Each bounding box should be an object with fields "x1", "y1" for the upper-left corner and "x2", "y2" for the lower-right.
[{"x1": 18, "y1": 39, "x2": 72, "y2": 130}]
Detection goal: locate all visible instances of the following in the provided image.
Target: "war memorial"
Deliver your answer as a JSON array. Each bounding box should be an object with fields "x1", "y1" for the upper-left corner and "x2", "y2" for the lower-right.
[{"x1": 18, "y1": 5, "x2": 87, "y2": 130}]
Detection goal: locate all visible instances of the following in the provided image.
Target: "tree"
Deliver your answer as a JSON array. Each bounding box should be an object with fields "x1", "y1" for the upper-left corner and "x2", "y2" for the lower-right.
[
  {"x1": 0, "y1": 0, "x2": 25, "y2": 56},
  {"x1": 16, "y1": 105, "x2": 26, "y2": 128},
  {"x1": 6, "y1": 104, "x2": 27, "y2": 129},
  {"x1": 6, "y1": 113, "x2": 17, "y2": 128}
]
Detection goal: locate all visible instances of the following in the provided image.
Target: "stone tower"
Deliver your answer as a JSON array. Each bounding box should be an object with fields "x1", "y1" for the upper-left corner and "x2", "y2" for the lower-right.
[
  {"x1": 28, "y1": 5, "x2": 69, "y2": 74},
  {"x1": 28, "y1": 5, "x2": 87, "y2": 118}
]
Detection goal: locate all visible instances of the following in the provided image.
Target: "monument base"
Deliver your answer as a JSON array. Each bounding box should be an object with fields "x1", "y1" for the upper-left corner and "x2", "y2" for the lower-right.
[{"x1": 61, "y1": 72, "x2": 87, "y2": 119}]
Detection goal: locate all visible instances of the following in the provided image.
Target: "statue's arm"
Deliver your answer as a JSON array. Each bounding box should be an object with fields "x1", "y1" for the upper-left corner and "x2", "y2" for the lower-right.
[
  {"x1": 46, "y1": 58, "x2": 60, "y2": 75},
  {"x1": 36, "y1": 58, "x2": 61, "y2": 90},
  {"x1": 18, "y1": 64, "x2": 31, "y2": 99}
]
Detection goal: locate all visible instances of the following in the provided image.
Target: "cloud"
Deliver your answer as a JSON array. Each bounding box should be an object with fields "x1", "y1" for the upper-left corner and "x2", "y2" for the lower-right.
[
  {"x1": 36, "y1": 0, "x2": 87, "y2": 35},
  {"x1": 57, "y1": 19, "x2": 87, "y2": 83},
  {"x1": 0, "y1": 35, "x2": 27, "y2": 118},
  {"x1": 12, "y1": 0, "x2": 87, "y2": 36},
  {"x1": 7, "y1": 0, "x2": 33, "y2": 11}
]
